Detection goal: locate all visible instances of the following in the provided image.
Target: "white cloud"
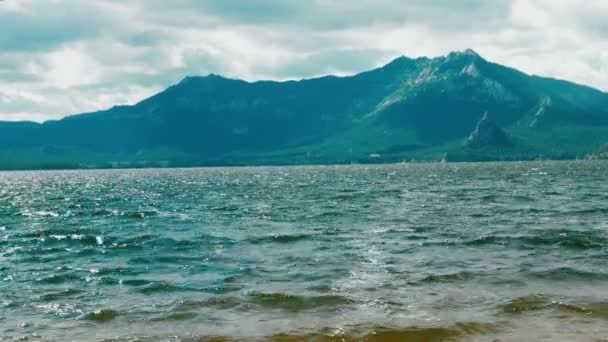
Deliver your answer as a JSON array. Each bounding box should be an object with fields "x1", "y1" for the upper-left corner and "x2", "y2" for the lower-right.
[
  {"x1": 41, "y1": 47, "x2": 102, "y2": 88},
  {"x1": 0, "y1": 0, "x2": 606, "y2": 122}
]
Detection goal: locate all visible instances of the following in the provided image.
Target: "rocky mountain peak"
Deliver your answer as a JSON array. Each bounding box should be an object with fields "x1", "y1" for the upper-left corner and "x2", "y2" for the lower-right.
[{"x1": 447, "y1": 49, "x2": 483, "y2": 61}]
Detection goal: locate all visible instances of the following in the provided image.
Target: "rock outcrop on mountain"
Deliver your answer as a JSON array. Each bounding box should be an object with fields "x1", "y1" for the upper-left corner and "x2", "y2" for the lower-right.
[{"x1": 465, "y1": 112, "x2": 512, "y2": 149}]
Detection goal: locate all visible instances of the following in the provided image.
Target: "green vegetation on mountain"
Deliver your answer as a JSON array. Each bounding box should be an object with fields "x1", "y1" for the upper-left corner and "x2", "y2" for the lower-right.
[{"x1": 1, "y1": 49, "x2": 607, "y2": 169}]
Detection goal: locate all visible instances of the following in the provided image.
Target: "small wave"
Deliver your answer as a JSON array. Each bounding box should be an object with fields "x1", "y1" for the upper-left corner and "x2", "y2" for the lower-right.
[
  {"x1": 96, "y1": 267, "x2": 145, "y2": 277},
  {"x1": 418, "y1": 271, "x2": 477, "y2": 284},
  {"x1": 123, "y1": 210, "x2": 159, "y2": 219},
  {"x1": 248, "y1": 292, "x2": 352, "y2": 312},
  {"x1": 558, "y1": 302, "x2": 608, "y2": 319},
  {"x1": 512, "y1": 195, "x2": 535, "y2": 202},
  {"x1": 469, "y1": 213, "x2": 491, "y2": 218},
  {"x1": 1, "y1": 246, "x2": 25, "y2": 256},
  {"x1": 83, "y1": 309, "x2": 119, "y2": 323},
  {"x1": 90, "y1": 209, "x2": 160, "y2": 219},
  {"x1": 121, "y1": 279, "x2": 152, "y2": 287},
  {"x1": 140, "y1": 237, "x2": 200, "y2": 251},
  {"x1": 463, "y1": 231, "x2": 607, "y2": 250},
  {"x1": 98, "y1": 277, "x2": 121, "y2": 286},
  {"x1": 18, "y1": 230, "x2": 107, "y2": 246},
  {"x1": 138, "y1": 281, "x2": 199, "y2": 294},
  {"x1": 558, "y1": 303, "x2": 594, "y2": 315},
  {"x1": 174, "y1": 297, "x2": 242, "y2": 311},
  {"x1": 154, "y1": 312, "x2": 198, "y2": 322},
  {"x1": 38, "y1": 289, "x2": 84, "y2": 302},
  {"x1": 35, "y1": 303, "x2": 83, "y2": 318},
  {"x1": 376, "y1": 188, "x2": 403, "y2": 197},
  {"x1": 59, "y1": 234, "x2": 104, "y2": 246},
  {"x1": 153, "y1": 255, "x2": 210, "y2": 264},
  {"x1": 211, "y1": 205, "x2": 241, "y2": 212},
  {"x1": 500, "y1": 295, "x2": 608, "y2": 320},
  {"x1": 527, "y1": 267, "x2": 608, "y2": 281},
  {"x1": 115, "y1": 237, "x2": 199, "y2": 255},
  {"x1": 36, "y1": 273, "x2": 81, "y2": 285},
  {"x1": 307, "y1": 211, "x2": 345, "y2": 220},
  {"x1": 562, "y1": 207, "x2": 608, "y2": 215},
  {"x1": 499, "y1": 295, "x2": 548, "y2": 314},
  {"x1": 114, "y1": 234, "x2": 159, "y2": 246},
  {"x1": 480, "y1": 194, "x2": 499, "y2": 202},
  {"x1": 328, "y1": 193, "x2": 358, "y2": 201},
  {"x1": 21, "y1": 210, "x2": 60, "y2": 218},
  {"x1": 246, "y1": 234, "x2": 315, "y2": 245},
  {"x1": 93, "y1": 209, "x2": 121, "y2": 217}
]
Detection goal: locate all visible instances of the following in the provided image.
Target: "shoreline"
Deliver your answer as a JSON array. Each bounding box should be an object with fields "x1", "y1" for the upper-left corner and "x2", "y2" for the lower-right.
[{"x1": 0, "y1": 157, "x2": 604, "y2": 173}]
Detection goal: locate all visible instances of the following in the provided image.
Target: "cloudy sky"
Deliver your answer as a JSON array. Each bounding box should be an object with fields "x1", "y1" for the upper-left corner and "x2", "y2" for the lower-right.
[{"x1": 1, "y1": 0, "x2": 607, "y2": 122}]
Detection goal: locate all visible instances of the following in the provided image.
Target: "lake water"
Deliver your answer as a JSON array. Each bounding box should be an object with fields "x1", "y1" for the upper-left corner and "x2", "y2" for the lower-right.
[{"x1": 1, "y1": 161, "x2": 607, "y2": 341}]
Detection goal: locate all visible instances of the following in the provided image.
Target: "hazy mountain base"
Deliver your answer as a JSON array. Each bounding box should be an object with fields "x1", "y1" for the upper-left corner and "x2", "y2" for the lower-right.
[
  {"x1": 1, "y1": 122, "x2": 607, "y2": 170},
  {"x1": 1, "y1": 126, "x2": 603, "y2": 170},
  {"x1": 3, "y1": 117, "x2": 606, "y2": 170}
]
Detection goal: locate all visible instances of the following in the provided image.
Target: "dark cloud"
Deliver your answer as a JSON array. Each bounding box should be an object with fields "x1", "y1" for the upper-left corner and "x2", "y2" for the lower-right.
[
  {"x1": 0, "y1": 2, "x2": 113, "y2": 52},
  {"x1": 138, "y1": 0, "x2": 512, "y2": 31}
]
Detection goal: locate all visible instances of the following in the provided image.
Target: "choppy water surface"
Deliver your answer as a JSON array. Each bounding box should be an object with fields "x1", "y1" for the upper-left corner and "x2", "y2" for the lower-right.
[{"x1": 1, "y1": 161, "x2": 608, "y2": 341}]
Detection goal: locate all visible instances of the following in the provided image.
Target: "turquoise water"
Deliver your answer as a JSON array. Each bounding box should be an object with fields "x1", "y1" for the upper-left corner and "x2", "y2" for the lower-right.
[{"x1": 1, "y1": 161, "x2": 608, "y2": 341}]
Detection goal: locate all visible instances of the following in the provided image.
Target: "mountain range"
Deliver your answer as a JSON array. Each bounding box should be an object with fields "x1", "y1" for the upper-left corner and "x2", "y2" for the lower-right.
[{"x1": 1, "y1": 49, "x2": 608, "y2": 169}]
